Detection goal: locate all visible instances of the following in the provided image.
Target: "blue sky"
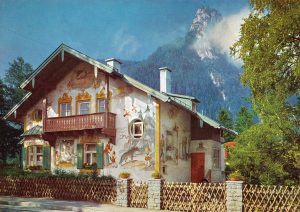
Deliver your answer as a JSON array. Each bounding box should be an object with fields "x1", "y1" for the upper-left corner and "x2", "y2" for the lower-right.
[{"x1": 0, "y1": 0, "x2": 249, "y2": 77}]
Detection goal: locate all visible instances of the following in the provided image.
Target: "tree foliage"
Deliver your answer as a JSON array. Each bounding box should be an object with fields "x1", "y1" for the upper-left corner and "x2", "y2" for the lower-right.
[
  {"x1": 0, "y1": 57, "x2": 32, "y2": 164},
  {"x1": 217, "y1": 108, "x2": 235, "y2": 141},
  {"x1": 235, "y1": 106, "x2": 255, "y2": 134},
  {"x1": 4, "y1": 57, "x2": 33, "y2": 107},
  {"x1": 230, "y1": 0, "x2": 300, "y2": 184}
]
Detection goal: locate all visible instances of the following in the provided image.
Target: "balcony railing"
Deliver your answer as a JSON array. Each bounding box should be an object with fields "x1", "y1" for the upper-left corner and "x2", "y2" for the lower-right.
[{"x1": 44, "y1": 112, "x2": 116, "y2": 133}]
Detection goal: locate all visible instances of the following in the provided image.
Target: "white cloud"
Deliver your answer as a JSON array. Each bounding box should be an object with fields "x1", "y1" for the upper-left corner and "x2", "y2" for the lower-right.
[
  {"x1": 113, "y1": 28, "x2": 141, "y2": 58},
  {"x1": 191, "y1": 7, "x2": 249, "y2": 66},
  {"x1": 209, "y1": 7, "x2": 250, "y2": 66}
]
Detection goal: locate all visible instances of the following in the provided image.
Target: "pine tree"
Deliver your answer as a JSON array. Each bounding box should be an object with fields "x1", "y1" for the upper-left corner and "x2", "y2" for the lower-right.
[{"x1": 217, "y1": 108, "x2": 235, "y2": 141}]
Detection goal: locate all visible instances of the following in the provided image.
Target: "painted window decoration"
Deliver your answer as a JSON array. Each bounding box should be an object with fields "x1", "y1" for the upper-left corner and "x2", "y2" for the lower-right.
[
  {"x1": 76, "y1": 91, "x2": 91, "y2": 115},
  {"x1": 58, "y1": 93, "x2": 72, "y2": 117},
  {"x1": 96, "y1": 88, "x2": 112, "y2": 113},
  {"x1": 97, "y1": 99, "x2": 106, "y2": 113},
  {"x1": 84, "y1": 143, "x2": 97, "y2": 166},
  {"x1": 32, "y1": 109, "x2": 42, "y2": 122},
  {"x1": 60, "y1": 103, "x2": 71, "y2": 116},
  {"x1": 55, "y1": 140, "x2": 75, "y2": 165},
  {"x1": 79, "y1": 101, "x2": 90, "y2": 115},
  {"x1": 28, "y1": 146, "x2": 43, "y2": 167},
  {"x1": 213, "y1": 148, "x2": 221, "y2": 169},
  {"x1": 130, "y1": 119, "x2": 144, "y2": 138}
]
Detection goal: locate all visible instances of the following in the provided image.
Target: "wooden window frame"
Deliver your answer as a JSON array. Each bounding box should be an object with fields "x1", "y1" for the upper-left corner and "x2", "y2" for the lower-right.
[
  {"x1": 212, "y1": 148, "x2": 221, "y2": 169},
  {"x1": 84, "y1": 143, "x2": 97, "y2": 166},
  {"x1": 28, "y1": 145, "x2": 43, "y2": 167},
  {"x1": 58, "y1": 93, "x2": 72, "y2": 117}
]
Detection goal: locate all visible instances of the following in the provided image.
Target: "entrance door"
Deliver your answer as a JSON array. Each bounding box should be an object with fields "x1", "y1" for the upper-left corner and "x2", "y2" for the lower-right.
[{"x1": 191, "y1": 153, "x2": 205, "y2": 183}]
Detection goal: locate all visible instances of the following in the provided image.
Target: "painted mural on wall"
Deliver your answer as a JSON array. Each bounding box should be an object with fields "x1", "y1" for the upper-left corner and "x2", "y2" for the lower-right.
[
  {"x1": 67, "y1": 63, "x2": 104, "y2": 89},
  {"x1": 55, "y1": 140, "x2": 75, "y2": 166},
  {"x1": 160, "y1": 105, "x2": 191, "y2": 166},
  {"x1": 107, "y1": 84, "x2": 156, "y2": 171}
]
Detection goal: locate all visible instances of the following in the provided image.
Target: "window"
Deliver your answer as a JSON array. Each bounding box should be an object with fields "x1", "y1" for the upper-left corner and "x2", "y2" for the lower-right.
[
  {"x1": 79, "y1": 101, "x2": 90, "y2": 115},
  {"x1": 32, "y1": 109, "x2": 42, "y2": 121},
  {"x1": 97, "y1": 99, "x2": 106, "y2": 113},
  {"x1": 84, "y1": 144, "x2": 97, "y2": 165},
  {"x1": 60, "y1": 103, "x2": 71, "y2": 117},
  {"x1": 28, "y1": 146, "x2": 43, "y2": 167},
  {"x1": 130, "y1": 119, "x2": 144, "y2": 138},
  {"x1": 58, "y1": 93, "x2": 72, "y2": 117},
  {"x1": 213, "y1": 148, "x2": 221, "y2": 169}
]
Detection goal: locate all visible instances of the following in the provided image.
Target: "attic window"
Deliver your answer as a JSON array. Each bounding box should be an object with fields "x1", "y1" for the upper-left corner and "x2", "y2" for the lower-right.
[
  {"x1": 32, "y1": 109, "x2": 42, "y2": 121},
  {"x1": 130, "y1": 119, "x2": 144, "y2": 139}
]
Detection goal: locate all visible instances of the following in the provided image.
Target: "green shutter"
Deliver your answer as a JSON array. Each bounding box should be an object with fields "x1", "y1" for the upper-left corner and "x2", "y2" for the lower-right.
[
  {"x1": 22, "y1": 146, "x2": 27, "y2": 169},
  {"x1": 96, "y1": 143, "x2": 104, "y2": 169},
  {"x1": 43, "y1": 146, "x2": 51, "y2": 170},
  {"x1": 77, "y1": 144, "x2": 83, "y2": 169}
]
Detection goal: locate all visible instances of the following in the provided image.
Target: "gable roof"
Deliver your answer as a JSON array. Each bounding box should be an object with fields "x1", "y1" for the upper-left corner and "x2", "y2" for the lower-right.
[{"x1": 4, "y1": 43, "x2": 233, "y2": 133}]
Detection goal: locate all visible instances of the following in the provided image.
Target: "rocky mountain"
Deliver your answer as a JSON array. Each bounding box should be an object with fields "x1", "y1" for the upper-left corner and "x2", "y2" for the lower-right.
[{"x1": 121, "y1": 7, "x2": 249, "y2": 118}]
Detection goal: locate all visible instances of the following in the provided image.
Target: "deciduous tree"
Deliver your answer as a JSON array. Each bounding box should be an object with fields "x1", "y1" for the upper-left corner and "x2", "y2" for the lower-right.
[{"x1": 230, "y1": 0, "x2": 300, "y2": 184}]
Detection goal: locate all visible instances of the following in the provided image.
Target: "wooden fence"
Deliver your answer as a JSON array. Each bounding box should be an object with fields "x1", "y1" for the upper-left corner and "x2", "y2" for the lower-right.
[
  {"x1": 0, "y1": 176, "x2": 299, "y2": 211},
  {"x1": 161, "y1": 182, "x2": 226, "y2": 211},
  {"x1": 0, "y1": 176, "x2": 116, "y2": 203},
  {"x1": 128, "y1": 180, "x2": 148, "y2": 208},
  {"x1": 243, "y1": 184, "x2": 300, "y2": 211}
]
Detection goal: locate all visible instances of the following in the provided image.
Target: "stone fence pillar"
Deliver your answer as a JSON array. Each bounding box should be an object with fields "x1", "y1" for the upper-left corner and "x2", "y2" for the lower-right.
[
  {"x1": 148, "y1": 179, "x2": 163, "y2": 210},
  {"x1": 116, "y1": 179, "x2": 131, "y2": 207},
  {"x1": 226, "y1": 181, "x2": 243, "y2": 212}
]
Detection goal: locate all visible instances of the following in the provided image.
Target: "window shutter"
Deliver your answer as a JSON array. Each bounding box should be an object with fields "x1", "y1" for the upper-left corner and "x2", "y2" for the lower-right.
[
  {"x1": 22, "y1": 146, "x2": 27, "y2": 169},
  {"x1": 96, "y1": 143, "x2": 104, "y2": 169},
  {"x1": 43, "y1": 146, "x2": 51, "y2": 170},
  {"x1": 77, "y1": 144, "x2": 83, "y2": 169}
]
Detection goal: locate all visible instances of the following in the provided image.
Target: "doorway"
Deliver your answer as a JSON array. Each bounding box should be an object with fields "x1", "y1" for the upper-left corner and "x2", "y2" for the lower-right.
[{"x1": 191, "y1": 153, "x2": 205, "y2": 183}]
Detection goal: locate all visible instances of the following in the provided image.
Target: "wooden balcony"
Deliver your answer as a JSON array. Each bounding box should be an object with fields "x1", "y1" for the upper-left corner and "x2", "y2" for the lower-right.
[{"x1": 44, "y1": 112, "x2": 116, "y2": 133}]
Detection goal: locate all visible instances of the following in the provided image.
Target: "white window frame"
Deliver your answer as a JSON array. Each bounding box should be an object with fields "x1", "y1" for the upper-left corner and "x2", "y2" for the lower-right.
[
  {"x1": 84, "y1": 143, "x2": 97, "y2": 166},
  {"x1": 28, "y1": 146, "x2": 43, "y2": 167},
  {"x1": 97, "y1": 99, "x2": 106, "y2": 113},
  {"x1": 130, "y1": 119, "x2": 144, "y2": 139},
  {"x1": 60, "y1": 103, "x2": 71, "y2": 117},
  {"x1": 213, "y1": 148, "x2": 221, "y2": 169},
  {"x1": 79, "y1": 101, "x2": 90, "y2": 115}
]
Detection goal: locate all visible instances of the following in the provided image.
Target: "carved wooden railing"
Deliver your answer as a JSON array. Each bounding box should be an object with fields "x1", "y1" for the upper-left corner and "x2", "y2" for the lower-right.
[{"x1": 44, "y1": 112, "x2": 116, "y2": 132}]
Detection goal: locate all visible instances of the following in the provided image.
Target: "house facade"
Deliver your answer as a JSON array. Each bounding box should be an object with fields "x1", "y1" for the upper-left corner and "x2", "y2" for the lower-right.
[{"x1": 5, "y1": 44, "x2": 232, "y2": 182}]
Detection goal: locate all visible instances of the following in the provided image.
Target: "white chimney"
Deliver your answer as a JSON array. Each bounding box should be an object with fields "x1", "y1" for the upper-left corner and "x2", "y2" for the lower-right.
[
  {"x1": 105, "y1": 58, "x2": 122, "y2": 72},
  {"x1": 159, "y1": 67, "x2": 172, "y2": 93}
]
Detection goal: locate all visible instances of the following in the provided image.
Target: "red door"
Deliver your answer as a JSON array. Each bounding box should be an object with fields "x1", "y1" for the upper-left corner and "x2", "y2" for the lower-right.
[{"x1": 191, "y1": 153, "x2": 205, "y2": 183}]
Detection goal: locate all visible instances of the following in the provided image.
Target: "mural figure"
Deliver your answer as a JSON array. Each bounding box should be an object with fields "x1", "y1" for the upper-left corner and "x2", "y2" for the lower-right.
[
  {"x1": 160, "y1": 134, "x2": 167, "y2": 163},
  {"x1": 110, "y1": 151, "x2": 117, "y2": 167},
  {"x1": 119, "y1": 147, "x2": 140, "y2": 165},
  {"x1": 144, "y1": 143, "x2": 151, "y2": 167},
  {"x1": 55, "y1": 140, "x2": 75, "y2": 165},
  {"x1": 104, "y1": 142, "x2": 112, "y2": 167}
]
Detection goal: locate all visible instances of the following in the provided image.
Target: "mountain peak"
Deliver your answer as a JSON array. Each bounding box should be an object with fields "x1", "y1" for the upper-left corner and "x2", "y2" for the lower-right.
[{"x1": 190, "y1": 7, "x2": 222, "y2": 38}]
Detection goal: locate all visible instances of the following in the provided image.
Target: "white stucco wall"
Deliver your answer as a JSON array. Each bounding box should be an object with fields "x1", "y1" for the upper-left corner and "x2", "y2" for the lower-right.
[
  {"x1": 190, "y1": 139, "x2": 225, "y2": 182},
  {"x1": 160, "y1": 101, "x2": 191, "y2": 182}
]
